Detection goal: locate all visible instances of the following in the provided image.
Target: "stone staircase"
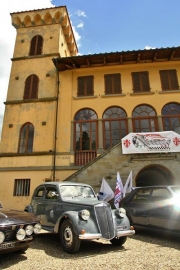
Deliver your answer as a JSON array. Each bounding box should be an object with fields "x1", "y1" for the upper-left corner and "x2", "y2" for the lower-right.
[{"x1": 64, "y1": 141, "x2": 132, "y2": 194}]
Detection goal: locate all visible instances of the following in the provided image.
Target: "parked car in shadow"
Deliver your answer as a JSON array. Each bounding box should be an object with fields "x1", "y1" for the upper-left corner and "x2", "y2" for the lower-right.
[
  {"x1": 25, "y1": 181, "x2": 135, "y2": 254},
  {"x1": 120, "y1": 185, "x2": 180, "y2": 236},
  {"x1": 0, "y1": 202, "x2": 41, "y2": 254}
]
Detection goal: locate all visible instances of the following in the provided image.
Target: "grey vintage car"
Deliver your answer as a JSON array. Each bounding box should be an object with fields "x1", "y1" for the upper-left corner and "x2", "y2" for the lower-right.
[{"x1": 25, "y1": 182, "x2": 135, "y2": 253}]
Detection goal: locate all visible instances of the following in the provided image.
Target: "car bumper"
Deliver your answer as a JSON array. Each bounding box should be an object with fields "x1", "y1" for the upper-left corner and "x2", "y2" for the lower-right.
[
  {"x1": 0, "y1": 237, "x2": 33, "y2": 254},
  {"x1": 79, "y1": 229, "x2": 135, "y2": 240}
]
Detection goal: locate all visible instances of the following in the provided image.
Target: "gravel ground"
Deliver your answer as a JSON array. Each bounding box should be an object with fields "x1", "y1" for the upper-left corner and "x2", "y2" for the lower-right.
[{"x1": 1, "y1": 231, "x2": 180, "y2": 270}]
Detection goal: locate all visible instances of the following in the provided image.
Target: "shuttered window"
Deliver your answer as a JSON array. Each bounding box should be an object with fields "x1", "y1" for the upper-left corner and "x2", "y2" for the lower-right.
[
  {"x1": 18, "y1": 123, "x2": 34, "y2": 153},
  {"x1": 77, "y1": 76, "x2": 94, "y2": 96},
  {"x1": 24, "y1": 74, "x2": 39, "y2": 99},
  {"x1": 29, "y1": 35, "x2": 43, "y2": 56},
  {"x1": 132, "y1": 71, "x2": 150, "y2": 92},
  {"x1": 159, "y1": 70, "x2": 179, "y2": 90},
  {"x1": 104, "y1": 73, "x2": 122, "y2": 94}
]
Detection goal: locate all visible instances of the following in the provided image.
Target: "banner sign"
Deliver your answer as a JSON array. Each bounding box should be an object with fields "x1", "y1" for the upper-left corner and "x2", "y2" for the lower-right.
[{"x1": 121, "y1": 131, "x2": 180, "y2": 154}]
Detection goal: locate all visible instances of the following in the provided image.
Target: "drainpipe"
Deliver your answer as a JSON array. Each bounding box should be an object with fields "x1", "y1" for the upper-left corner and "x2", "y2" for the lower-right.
[{"x1": 52, "y1": 59, "x2": 60, "y2": 181}]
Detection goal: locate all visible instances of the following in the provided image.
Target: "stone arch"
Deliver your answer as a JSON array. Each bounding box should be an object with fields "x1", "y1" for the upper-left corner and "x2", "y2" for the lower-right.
[
  {"x1": 54, "y1": 11, "x2": 62, "y2": 23},
  {"x1": 44, "y1": 12, "x2": 52, "y2": 24},
  {"x1": 12, "y1": 16, "x2": 21, "y2": 28},
  {"x1": 34, "y1": 14, "x2": 42, "y2": 26},
  {"x1": 135, "y1": 164, "x2": 175, "y2": 186},
  {"x1": 23, "y1": 15, "x2": 31, "y2": 27}
]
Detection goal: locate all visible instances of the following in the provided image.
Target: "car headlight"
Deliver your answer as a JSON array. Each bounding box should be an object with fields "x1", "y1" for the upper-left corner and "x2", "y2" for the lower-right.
[
  {"x1": 118, "y1": 207, "x2": 126, "y2": 218},
  {"x1": 80, "y1": 209, "x2": 90, "y2": 221},
  {"x1": 0, "y1": 231, "x2": 5, "y2": 244},
  {"x1": 25, "y1": 225, "x2": 34, "y2": 236},
  {"x1": 34, "y1": 223, "x2": 42, "y2": 234},
  {"x1": 16, "y1": 228, "x2": 26, "y2": 240}
]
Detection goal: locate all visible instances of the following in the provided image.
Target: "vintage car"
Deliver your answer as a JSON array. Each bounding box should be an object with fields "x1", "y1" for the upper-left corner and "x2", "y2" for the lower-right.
[
  {"x1": 120, "y1": 185, "x2": 180, "y2": 235},
  {"x1": 25, "y1": 182, "x2": 135, "y2": 254},
  {"x1": 0, "y1": 202, "x2": 41, "y2": 254}
]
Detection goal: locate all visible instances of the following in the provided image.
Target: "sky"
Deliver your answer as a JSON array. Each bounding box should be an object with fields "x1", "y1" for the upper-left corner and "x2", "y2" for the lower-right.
[{"x1": 0, "y1": 0, "x2": 180, "y2": 138}]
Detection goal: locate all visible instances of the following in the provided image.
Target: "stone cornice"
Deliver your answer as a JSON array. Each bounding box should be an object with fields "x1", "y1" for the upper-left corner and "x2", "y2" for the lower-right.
[{"x1": 4, "y1": 97, "x2": 57, "y2": 105}]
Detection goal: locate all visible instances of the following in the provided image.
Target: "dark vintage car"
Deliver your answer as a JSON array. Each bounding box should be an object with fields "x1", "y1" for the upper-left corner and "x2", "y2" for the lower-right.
[
  {"x1": 25, "y1": 182, "x2": 135, "y2": 253},
  {"x1": 0, "y1": 202, "x2": 41, "y2": 254},
  {"x1": 119, "y1": 185, "x2": 180, "y2": 235}
]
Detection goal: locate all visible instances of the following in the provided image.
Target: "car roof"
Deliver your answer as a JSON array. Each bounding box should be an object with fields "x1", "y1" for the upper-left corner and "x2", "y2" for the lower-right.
[
  {"x1": 133, "y1": 185, "x2": 180, "y2": 189},
  {"x1": 36, "y1": 181, "x2": 93, "y2": 188}
]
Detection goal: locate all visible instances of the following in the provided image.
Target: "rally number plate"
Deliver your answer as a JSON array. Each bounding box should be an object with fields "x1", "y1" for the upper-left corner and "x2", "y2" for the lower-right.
[{"x1": 0, "y1": 242, "x2": 15, "y2": 250}]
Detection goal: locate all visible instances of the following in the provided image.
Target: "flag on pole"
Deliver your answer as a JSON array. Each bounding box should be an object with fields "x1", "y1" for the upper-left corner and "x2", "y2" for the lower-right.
[
  {"x1": 98, "y1": 178, "x2": 114, "y2": 202},
  {"x1": 123, "y1": 171, "x2": 133, "y2": 198},
  {"x1": 114, "y1": 172, "x2": 124, "y2": 209}
]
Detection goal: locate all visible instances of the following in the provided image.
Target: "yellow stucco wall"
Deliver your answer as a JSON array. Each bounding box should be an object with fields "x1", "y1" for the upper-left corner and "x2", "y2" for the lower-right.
[
  {"x1": 1, "y1": 7, "x2": 180, "y2": 210},
  {"x1": 0, "y1": 169, "x2": 77, "y2": 210}
]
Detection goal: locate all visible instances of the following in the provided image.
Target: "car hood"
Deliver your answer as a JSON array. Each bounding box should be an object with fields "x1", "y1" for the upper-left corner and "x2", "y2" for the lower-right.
[
  {"x1": 0, "y1": 208, "x2": 39, "y2": 225},
  {"x1": 62, "y1": 198, "x2": 110, "y2": 208}
]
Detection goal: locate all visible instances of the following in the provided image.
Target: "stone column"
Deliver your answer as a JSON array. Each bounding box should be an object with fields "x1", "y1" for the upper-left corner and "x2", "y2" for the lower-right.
[
  {"x1": 157, "y1": 115, "x2": 163, "y2": 131},
  {"x1": 127, "y1": 117, "x2": 133, "y2": 132},
  {"x1": 97, "y1": 119, "x2": 104, "y2": 154}
]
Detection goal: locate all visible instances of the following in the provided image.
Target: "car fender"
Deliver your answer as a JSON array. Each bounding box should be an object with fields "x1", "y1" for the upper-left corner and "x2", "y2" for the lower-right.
[
  {"x1": 111, "y1": 209, "x2": 131, "y2": 230},
  {"x1": 54, "y1": 211, "x2": 99, "y2": 235}
]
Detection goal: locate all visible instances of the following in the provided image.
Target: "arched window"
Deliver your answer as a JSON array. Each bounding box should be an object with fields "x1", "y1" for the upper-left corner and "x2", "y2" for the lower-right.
[
  {"x1": 18, "y1": 123, "x2": 34, "y2": 153},
  {"x1": 29, "y1": 35, "x2": 43, "y2": 56},
  {"x1": 162, "y1": 103, "x2": 180, "y2": 134},
  {"x1": 74, "y1": 109, "x2": 98, "y2": 166},
  {"x1": 102, "y1": 106, "x2": 128, "y2": 149},
  {"x1": 132, "y1": 104, "x2": 157, "y2": 132},
  {"x1": 24, "y1": 74, "x2": 39, "y2": 99}
]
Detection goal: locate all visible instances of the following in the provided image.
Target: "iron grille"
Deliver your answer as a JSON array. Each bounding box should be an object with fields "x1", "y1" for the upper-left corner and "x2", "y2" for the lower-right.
[{"x1": 94, "y1": 202, "x2": 115, "y2": 239}]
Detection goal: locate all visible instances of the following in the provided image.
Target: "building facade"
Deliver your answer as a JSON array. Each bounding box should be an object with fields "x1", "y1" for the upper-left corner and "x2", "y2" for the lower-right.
[{"x1": 0, "y1": 6, "x2": 180, "y2": 209}]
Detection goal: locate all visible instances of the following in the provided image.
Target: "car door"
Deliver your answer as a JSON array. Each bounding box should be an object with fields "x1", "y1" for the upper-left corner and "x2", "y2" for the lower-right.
[
  {"x1": 39, "y1": 185, "x2": 65, "y2": 229},
  {"x1": 124, "y1": 188, "x2": 152, "y2": 227},
  {"x1": 31, "y1": 186, "x2": 46, "y2": 219},
  {"x1": 148, "y1": 187, "x2": 180, "y2": 231}
]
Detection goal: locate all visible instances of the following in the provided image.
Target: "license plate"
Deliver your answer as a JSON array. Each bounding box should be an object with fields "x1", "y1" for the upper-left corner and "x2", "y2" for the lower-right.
[{"x1": 0, "y1": 242, "x2": 15, "y2": 250}]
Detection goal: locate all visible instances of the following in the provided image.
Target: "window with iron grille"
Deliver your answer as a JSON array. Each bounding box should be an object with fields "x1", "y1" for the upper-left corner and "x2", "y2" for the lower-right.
[
  {"x1": 29, "y1": 35, "x2": 43, "y2": 56},
  {"x1": 132, "y1": 71, "x2": 150, "y2": 92},
  {"x1": 77, "y1": 76, "x2": 94, "y2": 96},
  {"x1": 104, "y1": 73, "x2": 122, "y2": 94},
  {"x1": 18, "y1": 123, "x2": 34, "y2": 153},
  {"x1": 24, "y1": 74, "x2": 39, "y2": 99},
  {"x1": 159, "y1": 70, "x2": 179, "y2": 90},
  {"x1": 13, "y1": 179, "x2": 30, "y2": 196}
]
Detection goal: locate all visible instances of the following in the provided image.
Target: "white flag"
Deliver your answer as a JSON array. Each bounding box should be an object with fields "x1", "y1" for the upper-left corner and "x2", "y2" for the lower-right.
[
  {"x1": 114, "y1": 172, "x2": 124, "y2": 209},
  {"x1": 123, "y1": 171, "x2": 133, "y2": 198},
  {"x1": 98, "y1": 178, "x2": 114, "y2": 202}
]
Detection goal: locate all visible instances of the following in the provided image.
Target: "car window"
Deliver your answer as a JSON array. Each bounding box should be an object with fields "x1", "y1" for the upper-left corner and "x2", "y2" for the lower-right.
[
  {"x1": 34, "y1": 187, "x2": 45, "y2": 198},
  {"x1": 60, "y1": 185, "x2": 95, "y2": 199},
  {"x1": 131, "y1": 188, "x2": 151, "y2": 202},
  {"x1": 45, "y1": 187, "x2": 59, "y2": 200},
  {"x1": 151, "y1": 188, "x2": 171, "y2": 201}
]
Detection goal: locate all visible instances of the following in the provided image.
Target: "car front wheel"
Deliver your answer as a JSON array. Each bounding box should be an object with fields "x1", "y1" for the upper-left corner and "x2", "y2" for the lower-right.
[
  {"x1": 110, "y1": 236, "x2": 127, "y2": 246},
  {"x1": 60, "y1": 219, "x2": 81, "y2": 254}
]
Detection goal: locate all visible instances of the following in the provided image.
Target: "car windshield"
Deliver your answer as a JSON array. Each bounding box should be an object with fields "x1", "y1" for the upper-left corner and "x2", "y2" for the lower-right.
[{"x1": 60, "y1": 185, "x2": 96, "y2": 200}]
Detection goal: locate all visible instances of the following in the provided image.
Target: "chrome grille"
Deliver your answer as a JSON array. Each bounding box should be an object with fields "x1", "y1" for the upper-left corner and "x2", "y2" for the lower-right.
[{"x1": 94, "y1": 202, "x2": 115, "y2": 239}]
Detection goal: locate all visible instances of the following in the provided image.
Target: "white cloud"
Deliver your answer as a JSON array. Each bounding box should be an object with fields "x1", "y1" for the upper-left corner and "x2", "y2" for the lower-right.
[
  {"x1": 76, "y1": 10, "x2": 87, "y2": 18},
  {"x1": 0, "y1": 1, "x2": 54, "y2": 139},
  {"x1": 145, "y1": 46, "x2": 156, "y2": 50},
  {"x1": 72, "y1": 25, "x2": 81, "y2": 47},
  {"x1": 77, "y1": 22, "x2": 84, "y2": 29}
]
